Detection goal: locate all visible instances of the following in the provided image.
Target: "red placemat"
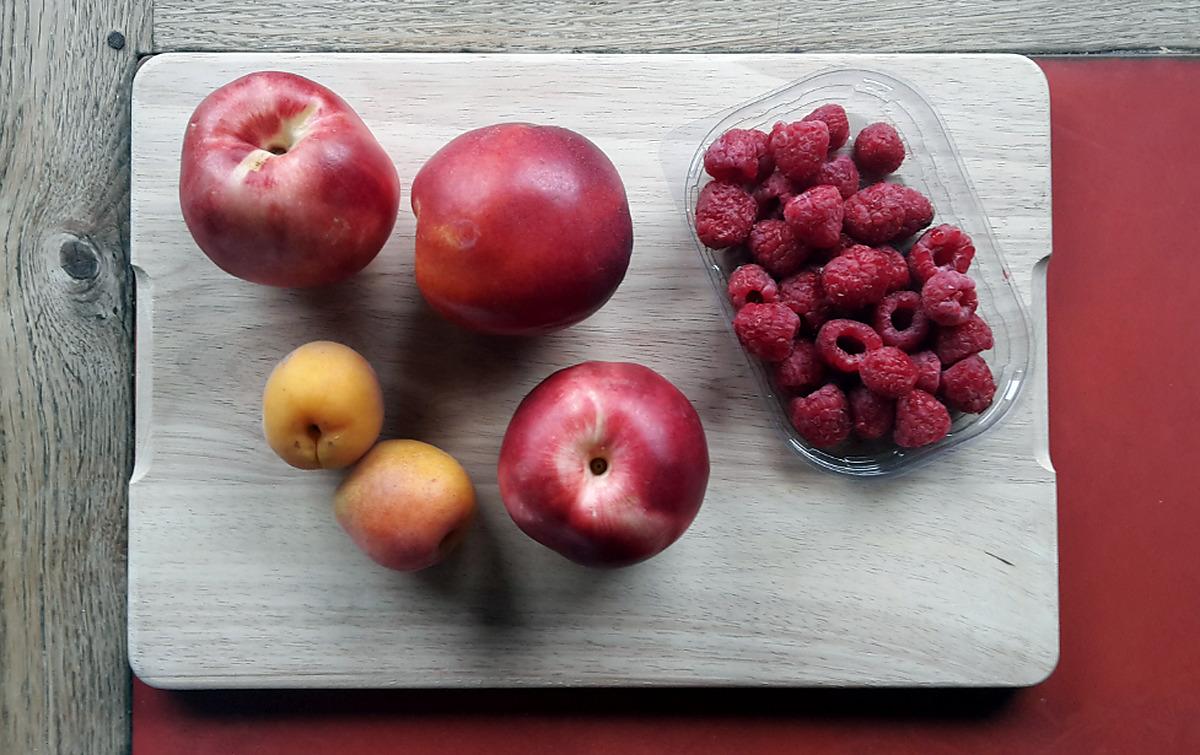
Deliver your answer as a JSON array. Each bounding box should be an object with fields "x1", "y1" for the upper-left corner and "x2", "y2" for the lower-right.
[{"x1": 132, "y1": 57, "x2": 1200, "y2": 754}]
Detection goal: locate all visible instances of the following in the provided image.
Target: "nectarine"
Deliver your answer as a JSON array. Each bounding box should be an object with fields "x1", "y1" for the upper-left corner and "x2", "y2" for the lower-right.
[
  {"x1": 498, "y1": 361, "x2": 710, "y2": 567},
  {"x1": 180, "y1": 71, "x2": 401, "y2": 288},
  {"x1": 410, "y1": 123, "x2": 633, "y2": 335}
]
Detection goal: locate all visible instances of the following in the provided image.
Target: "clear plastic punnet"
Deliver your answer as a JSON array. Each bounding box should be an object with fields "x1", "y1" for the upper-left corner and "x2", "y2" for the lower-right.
[{"x1": 664, "y1": 68, "x2": 1034, "y2": 477}]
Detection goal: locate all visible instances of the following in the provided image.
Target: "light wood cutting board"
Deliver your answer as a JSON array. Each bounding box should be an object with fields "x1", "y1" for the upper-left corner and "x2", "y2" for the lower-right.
[{"x1": 129, "y1": 53, "x2": 1057, "y2": 688}]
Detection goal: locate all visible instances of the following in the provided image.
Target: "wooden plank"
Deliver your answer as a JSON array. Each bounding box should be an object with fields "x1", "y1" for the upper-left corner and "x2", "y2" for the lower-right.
[
  {"x1": 0, "y1": 0, "x2": 150, "y2": 752},
  {"x1": 151, "y1": 0, "x2": 1199, "y2": 53},
  {"x1": 129, "y1": 53, "x2": 1056, "y2": 688}
]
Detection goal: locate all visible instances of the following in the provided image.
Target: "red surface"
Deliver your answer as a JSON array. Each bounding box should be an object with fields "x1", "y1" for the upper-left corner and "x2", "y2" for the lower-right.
[{"x1": 133, "y1": 58, "x2": 1200, "y2": 754}]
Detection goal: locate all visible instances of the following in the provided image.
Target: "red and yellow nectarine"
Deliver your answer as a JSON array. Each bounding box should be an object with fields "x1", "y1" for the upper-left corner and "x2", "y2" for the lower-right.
[{"x1": 410, "y1": 123, "x2": 633, "y2": 335}]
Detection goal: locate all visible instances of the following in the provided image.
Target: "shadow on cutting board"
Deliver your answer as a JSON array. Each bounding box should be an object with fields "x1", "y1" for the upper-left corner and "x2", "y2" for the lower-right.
[{"x1": 162, "y1": 685, "x2": 1016, "y2": 722}]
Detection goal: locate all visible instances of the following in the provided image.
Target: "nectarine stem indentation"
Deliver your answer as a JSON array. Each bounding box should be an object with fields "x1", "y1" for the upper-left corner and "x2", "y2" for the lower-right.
[{"x1": 589, "y1": 458, "x2": 608, "y2": 476}]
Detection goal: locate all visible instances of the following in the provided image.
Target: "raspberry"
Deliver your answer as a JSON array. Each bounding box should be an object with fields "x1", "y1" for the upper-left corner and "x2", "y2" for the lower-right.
[
  {"x1": 908, "y1": 224, "x2": 976, "y2": 283},
  {"x1": 820, "y1": 246, "x2": 891, "y2": 310},
  {"x1": 768, "y1": 120, "x2": 830, "y2": 183},
  {"x1": 877, "y1": 245, "x2": 910, "y2": 292},
  {"x1": 778, "y1": 271, "x2": 831, "y2": 332},
  {"x1": 727, "y1": 264, "x2": 779, "y2": 309},
  {"x1": 893, "y1": 390, "x2": 952, "y2": 448},
  {"x1": 783, "y1": 185, "x2": 844, "y2": 249},
  {"x1": 749, "y1": 130, "x2": 773, "y2": 180},
  {"x1": 802, "y1": 104, "x2": 850, "y2": 151},
  {"x1": 703, "y1": 128, "x2": 772, "y2": 184},
  {"x1": 873, "y1": 291, "x2": 931, "y2": 352},
  {"x1": 816, "y1": 318, "x2": 883, "y2": 373},
  {"x1": 940, "y1": 355, "x2": 996, "y2": 414},
  {"x1": 936, "y1": 313, "x2": 994, "y2": 365},
  {"x1": 896, "y1": 185, "x2": 934, "y2": 238},
  {"x1": 811, "y1": 155, "x2": 860, "y2": 199},
  {"x1": 853, "y1": 122, "x2": 905, "y2": 175},
  {"x1": 788, "y1": 384, "x2": 851, "y2": 448},
  {"x1": 843, "y1": 183, "x2": 907, "y2": 245},
  {"x1": 848, "y1": 386, "x2": 895, "y2": 441},
  {"x1": 859, "y1": 346, "x2": 919, "y2": 398},
  {"x1": 733, "y1": 303, "x2": 800, "y2": 362},
  {"x1": 911, "y1": 350, "x2": 942, "y2": 394},
  {"x1": 695, "y1": 181, "x2": 756, "y2": 248},
  {"x1": 748, "y1": 219, "x2": 808, "y2": 278},
  {"x1": 921, "y1": 270, "x2": 978, "y2": 326},
  {"x1": 752, "y1": 170, "x2": 796, "y2": 218},
  {"x1": 773, "y1": 339, "x2": 826, "y2": 395}
]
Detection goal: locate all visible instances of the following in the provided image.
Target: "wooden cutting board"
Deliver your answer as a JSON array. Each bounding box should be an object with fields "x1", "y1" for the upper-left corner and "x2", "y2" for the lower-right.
[{"x1": 129, "y1": 53, "x2": 1056, "y2": 688}]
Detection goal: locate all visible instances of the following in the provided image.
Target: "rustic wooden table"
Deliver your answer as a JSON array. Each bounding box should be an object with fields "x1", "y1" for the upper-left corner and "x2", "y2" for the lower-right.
[{"x1": 2, "y1": 3, "x2": 1198, "y2": 752}]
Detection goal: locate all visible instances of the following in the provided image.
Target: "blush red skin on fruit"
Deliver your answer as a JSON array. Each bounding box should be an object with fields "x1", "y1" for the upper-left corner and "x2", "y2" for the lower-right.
[
  {"x1": 411, "y1": 123, "x2": 633, "y2": 335},
  {"x1": 497, "y1": 361, "x2": 710, "y2": 568},
  {"x1": 180, "y1": 71, "x2": 401, "y2": 288}
]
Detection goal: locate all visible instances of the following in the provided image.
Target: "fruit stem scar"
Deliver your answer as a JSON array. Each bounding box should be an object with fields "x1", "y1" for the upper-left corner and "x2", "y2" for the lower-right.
[
  {"x1": 233, "y1": 103, "x2": 321, "y2": 179},
  {"x1": 267, "y1": 102, "x2": 319, "y2": 154},
  {"x1": 589, "y1": 457, "x2": 608, "y2": 476},
  {"x1": 233, "y1": 149, "x2": 274, "y2": 179},
  {"x1": 305, "y1": 423, "x2": 323, "y2": 464}
]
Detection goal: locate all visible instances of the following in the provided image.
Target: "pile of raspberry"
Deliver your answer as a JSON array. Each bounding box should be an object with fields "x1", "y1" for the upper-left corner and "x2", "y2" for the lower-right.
[{"x1": 696, "y1": 104, "x2": 997, "y2": 451}]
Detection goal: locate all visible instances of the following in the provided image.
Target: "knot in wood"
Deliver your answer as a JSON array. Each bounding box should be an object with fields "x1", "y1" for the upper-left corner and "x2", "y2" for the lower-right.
[{"x1": 60, "y1": 237, "x2": 100, "y2": 280}]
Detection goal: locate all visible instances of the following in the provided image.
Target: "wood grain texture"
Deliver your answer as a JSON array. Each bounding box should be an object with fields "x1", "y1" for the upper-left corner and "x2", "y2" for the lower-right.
[
  {"x1": 129, "y1": 53, "x2": 1056, "y2": 689},
  {"x1": 151, "y1": 0, "x2": 1200, "y2": 53},
  {"x1": 0, "y1": 0, "x2": 150, "y2": 752}
]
